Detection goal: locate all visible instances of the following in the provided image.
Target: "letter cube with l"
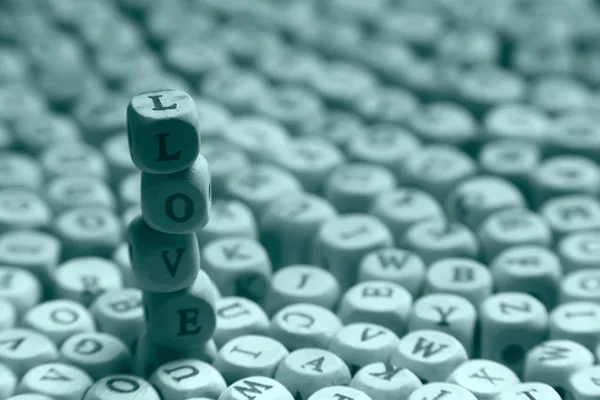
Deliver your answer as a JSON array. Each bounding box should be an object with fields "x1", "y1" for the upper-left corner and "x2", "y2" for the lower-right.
[{"x1": 127, "y1": 89, "x2": 200, "y2": 174}]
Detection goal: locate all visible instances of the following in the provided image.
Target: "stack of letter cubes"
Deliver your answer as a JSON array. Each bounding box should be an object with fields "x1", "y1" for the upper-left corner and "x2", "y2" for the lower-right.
[{"x1": 126, "y1": 89, "x2": 216, "y2": 373}]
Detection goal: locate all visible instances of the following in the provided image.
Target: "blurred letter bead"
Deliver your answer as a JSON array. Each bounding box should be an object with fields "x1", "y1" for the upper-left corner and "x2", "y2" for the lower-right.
[
  {"x1": 275, "y1": 348, "x2": 351, "y2": 400},
  {"x1": 212, "y1": 334, "x2": 289, "y2": 384},
  {"x1": 198, "y1": 200, "x2": 258, "y2": 248},
  {"x1": 15, "y1": 362, "x2": 93, "y2": 400},
  {"x1": 127, "y1": 89, "x2": 200, "y2": 174},
  {"x1": 569, "y1": 365, "x2": 600, "y2": 400},
  {"x1": 350, "y1": 363, "x2": 422, "y2": 400},
  {"x1": 127, "y1": 215, "x2": 200, "y2": 292},
  {"x1": 560, "y1": 269, "x2": 600, "y2": 304},
  {"x1": 260, "y1": 194, "x2": 338, "y2": 270},
  {"x1": 491, "y1": 245, "x2": 562, "y2": 310},
  {"x1": 307, "y1": 386, "x2": 372, "y2": 400},
  {"x1": 141, "y1": 154, "x2": 212, "y2": 234},
  {"x1": 447, "y1": 359, "x2": 520, "y2": 400},
  {"x1": 0, "y1": 362, "x2": 16, "y2": 399},
  {"x1": 479, "y1": 292, "x2": 549, "y2": 376},
  {"x1": 312, "y1": 214, "x2": 393, "y2": 291},
  {"x1": 83, "y1": 375, "x2": 161, "y2": 400}
]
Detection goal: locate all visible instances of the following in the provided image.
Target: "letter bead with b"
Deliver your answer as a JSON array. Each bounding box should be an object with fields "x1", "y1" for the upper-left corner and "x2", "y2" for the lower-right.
[{"x1": 127, "y1": 89, "x2": 201, "y2": 174}]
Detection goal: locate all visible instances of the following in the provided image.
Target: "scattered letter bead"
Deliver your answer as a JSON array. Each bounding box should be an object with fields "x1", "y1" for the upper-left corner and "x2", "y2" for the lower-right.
[
  {"x1": 0, "y1": 153, "x2": 43, "y2": 191},
  {"x1": 143, "y1": 270, "x2": 217, "y2": 350},
  {"x1": 53, "y1": 257, "x2": 123, "y2": 306},
  {"x1": 491, "y1": 245, "x2": 562, "y2": 310},
  {"x1": 270, "y1": 303, "x2": 342, "y2": 351},
  {"x1": 0, "y1": 189, "x2": 52, "y2": 233},
  {"x1": 407, "y1": 382, "x2": 477, "y2": 400},
  {"x1": 217, "y1": 376, "x2": 293, "y2": 400},
  {"x1": 223, "y1": 164, "x2": 302, "y2": 218},
  {"x1": 478, "y1": 209, "x2": 552, "y2": 262},
  {"x1": 550, "y1": 301, "x2": 600, "y2": 352},
  {"x1": 369, "y1": 188, "x2": 445, "y2": 243},
  {"x1": 350, "y1": 363, "x2": 422, "y2": 400},
  {"x1": 402, "y1": 220, "x2": 479, "y2": 265},
  {"x1": 59, "y1": 332, "x2": 132, "y2": 381},
  {"x1": 212, "y1": 334, "x2": 289, "y2": 385},
  {"x1": 495, "y1": 382, "x2": 562, "y2": 400},
  {"x1": 141, "y1": 154, "x2": 211, "y2": 234},
  {"x1": 524, "y1": 339, "x2": 594, "y2": 398},
  {"x1": 337, "y1": 281, "x2": 412, "y2": 336},
  {"x1": 53, "y1": 206, "x2": 123, "y2": 259},
  {"x1": 15, "y1": 362, "x2": 93, "y2": 400},
  {"x1": 540, "y1": 195, "x2": 600, "y2": 240},
  {"x1": 558, "y1": 231, "x2": 600, "y2": 274},
  {"x1": 312, "y1": 214, "x2": 393, "y2": 291},
  {"x1": 0, "y1": 266, "x2": 42, "y2": 315},
  {"x1": 200, "y1": 141, "x2": 250, "y2": 199},
  {"x1": 198, "y1": 200, "x2": 258, "y2": 249},
  {"x1": 0, "y1": 328, "x2": 59, "y2": 378},
  {"x1": 260, "y1": 193, "x2": 338, "y2": 269},
  {"x1": 324, "y1": 163, "x2": 396, "y2": 214},
  {"x1": 445, "y1": 176, "x2": 526, "y2": 231},
  {"x1": 532, "y1": 156, "x2": 600, "y2": 208},
  {"x1": 46, "y1": 176, "x2": 116, "y2": 213},
  {"x1": 127, "y1": 215, "x2": 200, "y2": 292},
  {"x1": 0, "y1": 298, "x2": 16, "y2": 330},
  {"x1": 390, "y1": 329, "x2": 468, "y2": 384},
  {"x1": 447, "y1": 359, "x2": 520, "y2": 400},
  {"x1": 201, "y1": 237, "x2": 272, "y2": 304},
  {"x1": 0, "y1": 362, "x2": 16, "y2": 399},
  {"x1": 568, "y1": 364, "x2": 600, "y2": 400},
  {"x1": 83, "y1": 375, "x2": 161, "y2": 400},
  {"x1": 423, "y1": 258, "x2": 493, "y2": 306},
  {"x1": 40, "y1": 142, "x2": 108, "y2": 181},
  {"x1": 328, "y1": 322, "x2": 399, "y2": 374},
  {"x1": 149, "y1": 359, "x2": 227, "y2": 400},
  {"x1": 264, "y1": 265, "x2": 340, "y2": 316},
  {"x1": 408, "y1": 294, "x2": 477, "y2": 357},
  {"x1": 214, "y1": 296, "x2": 270, "y2": 349},
  {"x1": 479, "y1": 292, "x2": 549, "y2": 377},
  {"x1": 21, "y1": 299, "x2": 96, "y2": 346},
  {"x1": 560, "y1": 269, "x2": 600, "y2": 304},
  {"x1": 275, "y1": 348, "x2": 351, "y2": 400},
  {"x1": 89, "y1": 288, "x2": 144, "y2": 350},
  {"x1": 308, "y1": 386, "x2": 372, "y2": 400},
  {"x1": 127, "y1": 89, "x2": 200, "y2": 174}
]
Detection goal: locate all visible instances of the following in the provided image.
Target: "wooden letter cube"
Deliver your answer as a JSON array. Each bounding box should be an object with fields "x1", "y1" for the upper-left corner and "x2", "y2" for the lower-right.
[{"x1": 127, "y1": 89, "x2": 200, "y2": 174}]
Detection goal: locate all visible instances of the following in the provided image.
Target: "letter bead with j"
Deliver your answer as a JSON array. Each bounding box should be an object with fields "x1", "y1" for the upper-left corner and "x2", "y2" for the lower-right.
[
  {"x1": 127, "y1": 89, "x2": 201, "y2": 174},
  {"x1": 127, "y1": 215, "x2": 200, "y2": 292}
]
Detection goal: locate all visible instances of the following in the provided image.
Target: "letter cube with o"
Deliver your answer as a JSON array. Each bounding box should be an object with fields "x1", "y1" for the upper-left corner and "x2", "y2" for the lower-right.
[{"x1": 127, "y1": 89, "x2": 201, "y2": 174}]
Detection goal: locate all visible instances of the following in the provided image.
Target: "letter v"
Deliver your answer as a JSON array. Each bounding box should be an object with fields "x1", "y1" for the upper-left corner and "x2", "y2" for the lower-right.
[{"x1": 161, "y1": 248, "x2": 186, "y2": 277}]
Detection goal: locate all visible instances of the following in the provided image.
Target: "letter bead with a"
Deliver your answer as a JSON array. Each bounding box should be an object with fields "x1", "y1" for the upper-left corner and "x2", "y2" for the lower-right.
[
  {"x1": 15, "y1": 362, "x2": 93, "y2": 400},
  {"x1": 127, "y1": 89, "x2": 200, "y2": 174}
]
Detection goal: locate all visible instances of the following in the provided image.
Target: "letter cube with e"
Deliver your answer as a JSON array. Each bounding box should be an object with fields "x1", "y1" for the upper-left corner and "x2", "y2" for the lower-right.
[{"x1": 127, "y1": 89, "x2": 201, "y2": 174}]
